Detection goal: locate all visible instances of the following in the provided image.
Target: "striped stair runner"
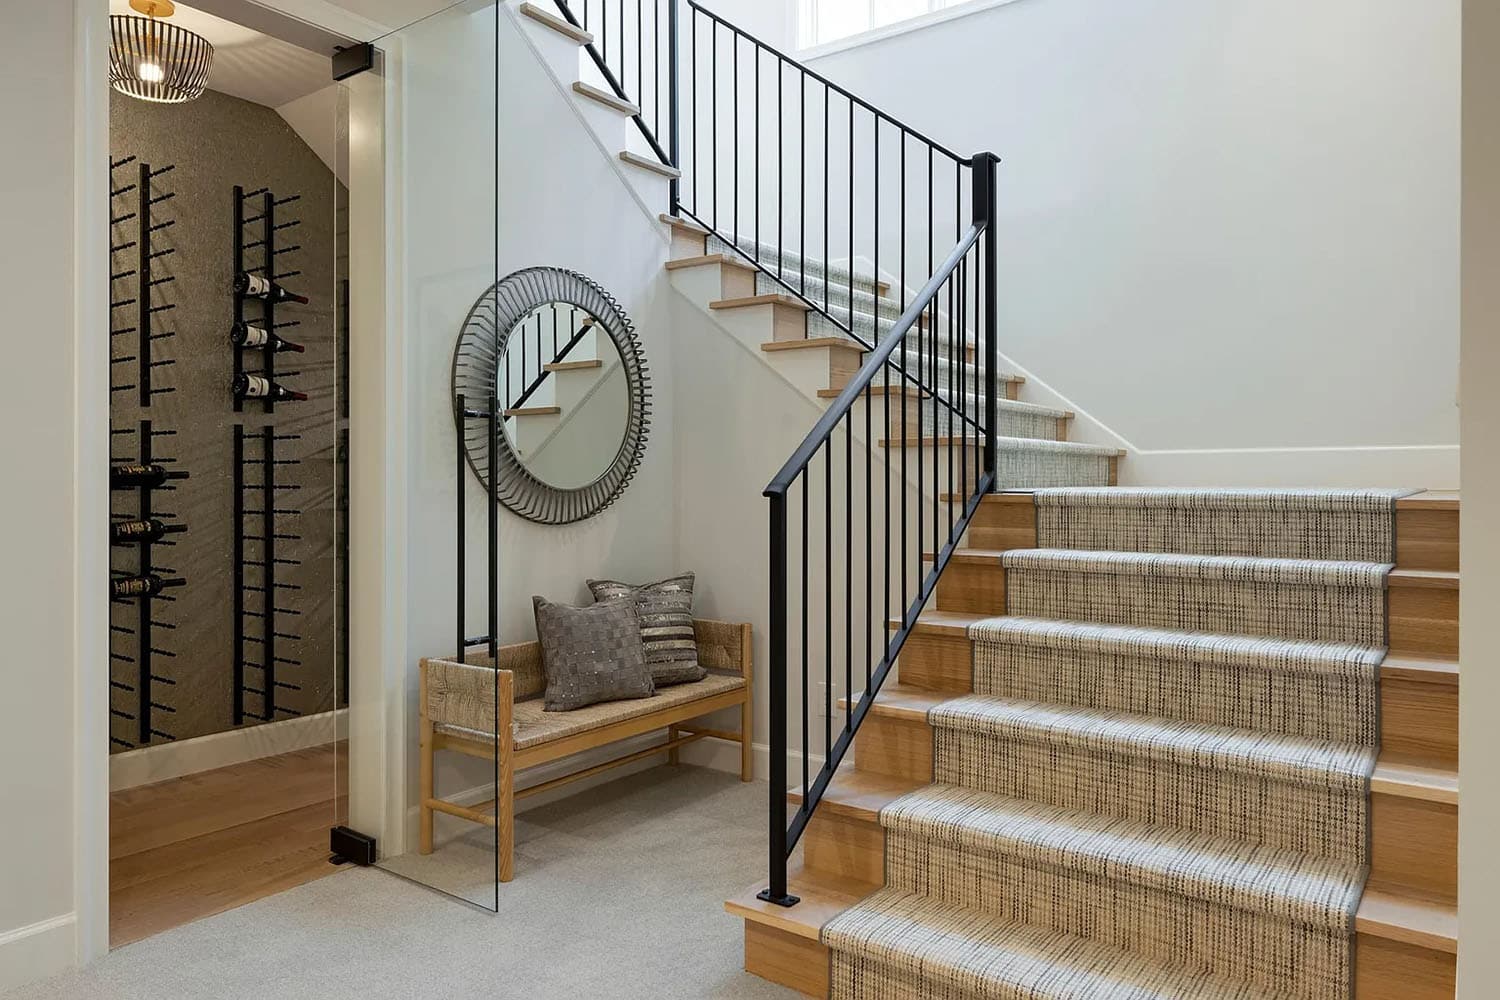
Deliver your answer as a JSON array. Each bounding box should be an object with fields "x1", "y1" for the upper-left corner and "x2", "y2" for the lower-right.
[{"x1": 823, "y1": 488, "x2": 1415, "y2": 1000}]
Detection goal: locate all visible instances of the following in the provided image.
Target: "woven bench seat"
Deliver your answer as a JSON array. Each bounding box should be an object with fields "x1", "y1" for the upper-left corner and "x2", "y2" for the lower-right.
[{"x1": 418, "y1": 618, "x2": 753, "y2": 882}]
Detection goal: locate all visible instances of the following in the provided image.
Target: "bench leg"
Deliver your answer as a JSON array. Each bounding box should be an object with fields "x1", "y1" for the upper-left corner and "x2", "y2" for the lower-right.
[
  {"x1": 419, "y1": 713, "x2": 434, "y2": 856},
  {"x1": 740, "y1": 696, "x2": 754, "y2": 782},
  {"x1": 498, "y1": 734, "x2": 515, "y2": 883},
  {"x1": 667, "y1": 724, "x2": 681, "y2": 765}
]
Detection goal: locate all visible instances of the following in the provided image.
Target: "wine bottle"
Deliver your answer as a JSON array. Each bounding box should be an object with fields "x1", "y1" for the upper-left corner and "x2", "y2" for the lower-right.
[
  {"x1": 230, "y1": 321, "x2": 305, "y2": 353},
  {"x1": 110, "y1": 573, "x2": 185, "y2": 599},
  {"x1": 110, "y1": 463, "x2": 188, "y2": 490},
  {"x1": 233, "y1": 271, "x2": 309, "y2": 305},
  {"x1": 232, "y1": 373, "x2": 307, "y2": 402},
  {"x1": 110, "y1": 518, "x2": 186, "y2": 545}
]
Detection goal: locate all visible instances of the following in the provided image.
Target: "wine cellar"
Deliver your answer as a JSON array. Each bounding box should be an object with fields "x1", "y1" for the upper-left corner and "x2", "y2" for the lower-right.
[{"x1": 106, "y1": 43, "x2": 350, "y2": 948}]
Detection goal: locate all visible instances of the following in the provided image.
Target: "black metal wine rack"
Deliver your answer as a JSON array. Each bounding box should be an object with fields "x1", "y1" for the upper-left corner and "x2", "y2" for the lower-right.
[
  {"x1": 110, "y1": 156, "x2": 178, "y2": 407},
  {"x1": 232, "y1": 185, "x2": 304, "y2": 413},
  {"x1": 232, "y1": 425, "x2": 305, "y2": 724},
  {"x1": 108, "y1": 419, "x2": 187, "y2": 749}
]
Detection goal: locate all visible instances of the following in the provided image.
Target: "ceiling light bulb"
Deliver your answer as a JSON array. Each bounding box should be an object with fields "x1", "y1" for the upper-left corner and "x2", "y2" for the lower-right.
[{"x1": 138, "y1": 61, "x2": 165, "y2": 83}]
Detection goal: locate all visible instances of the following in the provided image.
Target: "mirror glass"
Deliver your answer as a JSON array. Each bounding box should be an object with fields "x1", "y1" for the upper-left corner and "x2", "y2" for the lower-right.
[{"x1": 498, "y1": 302, "x2": 629, "y2": 490}]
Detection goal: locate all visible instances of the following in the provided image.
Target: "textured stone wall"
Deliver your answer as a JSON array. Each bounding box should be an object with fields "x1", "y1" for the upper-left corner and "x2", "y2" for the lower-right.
[{"x1": 108, "y1": 88, "x2": 344, "y2": 751}]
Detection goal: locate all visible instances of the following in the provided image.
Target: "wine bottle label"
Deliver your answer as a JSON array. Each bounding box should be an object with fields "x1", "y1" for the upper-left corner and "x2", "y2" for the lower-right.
[
  {"x1": 243, "y1": 273, "x2": 271, "y2": 296},
  {"x1": 238, "y1": 375, "x2": 271, "y2": 398},
  {"x1": 234, "y1": 324, "x2": 270, "y2": 348},
  {"x1": 113, "y1": 519, "x2": 156, "y2": 540}
]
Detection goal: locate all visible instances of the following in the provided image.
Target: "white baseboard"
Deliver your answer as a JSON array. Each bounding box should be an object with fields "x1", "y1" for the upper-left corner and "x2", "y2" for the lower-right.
[
  {"x1": 109, "y1": 709, "x2": 347, "y2": 791},
  {"x1": 0, "y1": 914, "x2": 74, "y2": 993}
]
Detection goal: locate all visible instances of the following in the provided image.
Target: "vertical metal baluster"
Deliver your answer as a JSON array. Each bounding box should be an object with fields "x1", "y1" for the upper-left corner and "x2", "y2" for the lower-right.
[
  {"x1": 456, "y1": 395, "x2": 466, "y2": 660},
  {"x1": 711, "y1": 20, "x2": 718, "y2": 230},
  {"x1": 800, "y1": 467, "x2": 809, "y2": 798},
  {"x1": 733, "y1": 33, "x2": 739, "y2": 248},
  {"x1": 691, "y1": 11, "x2": 697, "y2": 214},
  {"x1": 844, "y1": 409, "x2": 851, "y2": 730},
  {"x1": 763, "y1": 488, "x2": 790, "y2": 906},
  {"x1": 824, "y1": 444, "x2": 831, "y2": 763},
  {"x1": 754, "y1": 46, "x2": 760, "y2": 263},
  {"x1": 777, "y1": 58, "x2": 784, "y2": 280},
  {"x1": 848, "y1": 100, "x2": 855, "y2": 329},
  {"x1": 823, "y1": 85, "x2": 830, "y2": 318},
  {"x1": 800, "y1": 73, "x2": 806, "y2": 297},
  {"x1": 929, "y1": 147, "x2": 938, "y2": 557},
  {"x1": 636, "y1": 0, "x2": 642, "y2": 107},
  {"x1": 669, "y1": 0, "x2": 680, "y2": 214},
  {"x1": 900, "y1": 131, "x2": 909, "y2": 618}
]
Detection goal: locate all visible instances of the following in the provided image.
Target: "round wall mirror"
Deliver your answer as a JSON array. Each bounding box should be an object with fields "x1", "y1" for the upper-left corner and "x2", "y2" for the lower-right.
[{"x1": 451, "y1": 267, "x2": 650, "y2": 525}]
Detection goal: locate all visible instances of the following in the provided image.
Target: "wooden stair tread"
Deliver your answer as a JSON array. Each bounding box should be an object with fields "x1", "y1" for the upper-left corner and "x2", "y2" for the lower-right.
[
  {"x1": 543, "y1": 359, "x2": 602, "y2": 372},
  {"x1": 504, "y1": 406, "x2": 560, "y2": 417},
  {"x1": 1381, "y1": 652, "x2": 1459, "y2": 682},
  {"x1": 838, "y1": 683, "x2": 949, "y2": 723},
  {"x1": 893, "y1": 609, "x2": 988, "y2": 637},
  {"x1": 1388, "y1": 568, "x2": 1460, "y2": 590},
  {"x1": 518, "y1": 2, "x2": 593, "y2": 43},
  {"x1": 761, "y1": 337, "x2": 863, "y2": 354},
  {"x1": 659, "y1": 212, "x2": 708, "y2": 235},
  {"x1": 725, "y1": 860, "x2": 877, "y2": 941},
  {"x1": 1396, "y1": 490, "x2": 1460, "y2": 511},
  {"x1": 711, "y1": 293, "x2": 811, "y2": 310},
  {"x1": 571, "y1": 80, "x2": 637, "y2": 115},
  {"x1": 922, "y1": 548, "x2": 1006, "y2": 566},
  {"x1": 1356, "y1": 887, "x2": 1457, "y2": 953},
  {"x1": 787, "y1": 769, "x2": 923, "y2": 819},
  {"x1": 1371, "y1": 758, "x2": 1458, "y2": 805},
  {"x1": 664, "y1": 253, "x2": 758, "y2": 273},
  {"x1": 619, "y1": 150, "x2": 681, "y2": 178}
]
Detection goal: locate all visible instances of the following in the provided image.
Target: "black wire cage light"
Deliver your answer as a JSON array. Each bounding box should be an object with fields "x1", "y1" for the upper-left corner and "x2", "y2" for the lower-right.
[{"x1": 110, "y1": 0, "x2": 214, "y2": 104}]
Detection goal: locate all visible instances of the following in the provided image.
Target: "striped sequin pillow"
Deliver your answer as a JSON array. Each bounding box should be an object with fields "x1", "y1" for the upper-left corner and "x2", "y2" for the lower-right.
[{"x1": 587, "y1": 573, "x2": 707, "y2": 686}]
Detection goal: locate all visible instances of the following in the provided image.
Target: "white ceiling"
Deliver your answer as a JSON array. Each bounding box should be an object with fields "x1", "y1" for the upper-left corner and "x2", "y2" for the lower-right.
[
  {"x1": 319, "y1": 0, "x2": 470, "y2": 33},
  {"x1": 109, "y1": 0, "x2": 334, "y2": 108}
]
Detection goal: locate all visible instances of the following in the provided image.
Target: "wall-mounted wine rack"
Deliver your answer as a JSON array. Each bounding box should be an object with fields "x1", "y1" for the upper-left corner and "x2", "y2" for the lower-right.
[
  {"x1": 108, "y1": 419, "x2": 188, "y2": 749},
  {"x1": 110, "y1": 156, "x2": 178, "y2": 407},
  {"x1": 232, "y1": 425, "x2": 305, "y2": 724},
  {"x1": 232, "y1": 185, "x2": 305, "y2": 413}
]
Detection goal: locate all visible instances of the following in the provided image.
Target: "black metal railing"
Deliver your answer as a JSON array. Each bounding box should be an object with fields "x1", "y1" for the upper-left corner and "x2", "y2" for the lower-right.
[
  {"x1": 502, "y1": 302, "x2": 597, "y2": 412},
  {"x1": 537, "y1": 0, "x2": 1001, "y2": 908},
  {"x1": 550, "y1": 0, "x2": 678, "y2": 181},
  {"x1": 758, "y1": 155, "x2": 997, "y2": 906}
]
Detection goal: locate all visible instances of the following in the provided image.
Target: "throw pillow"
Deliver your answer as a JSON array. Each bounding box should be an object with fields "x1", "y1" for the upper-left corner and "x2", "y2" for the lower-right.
[
  {"x1": 532, "y1": 595, "x2": 654, "y2": 712},
  {"x1": 587, "y1": 572, "x2": 707, "y2": 686}
]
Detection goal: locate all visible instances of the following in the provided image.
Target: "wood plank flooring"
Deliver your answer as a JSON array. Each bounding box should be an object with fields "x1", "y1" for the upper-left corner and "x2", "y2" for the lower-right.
[{"x1": 110, "y1": 743, "x2": 348, "y2": 948}]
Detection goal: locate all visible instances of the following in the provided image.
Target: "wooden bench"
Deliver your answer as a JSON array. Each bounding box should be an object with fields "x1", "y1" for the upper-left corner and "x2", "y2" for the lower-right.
[{"x1": 418, "y1": 618, "x2": 753, "y2": 881}]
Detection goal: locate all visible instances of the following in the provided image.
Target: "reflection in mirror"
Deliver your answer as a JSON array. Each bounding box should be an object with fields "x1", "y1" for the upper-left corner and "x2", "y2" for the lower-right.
[{"x1": 499, "y1": 302, "x2": 629, "y2": 491}]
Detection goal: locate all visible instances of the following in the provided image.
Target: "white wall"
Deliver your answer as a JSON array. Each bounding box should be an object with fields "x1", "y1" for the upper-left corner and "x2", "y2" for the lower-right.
[
  {"x1": 788, "y1": 0, "x2": 1461, "y2": 488},
  {"x1": 0, "y1": 0, "x2": 109, "y2": 989},
  {"x1": 1458, "y1": 0, "x2": 1499, "y2": 992},
  {"x1": 389, "y1": 2, "x2": 683, "y2": 823}
]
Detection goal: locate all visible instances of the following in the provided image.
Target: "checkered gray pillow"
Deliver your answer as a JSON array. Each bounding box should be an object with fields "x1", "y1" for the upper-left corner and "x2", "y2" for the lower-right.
[
  {"x1": 532, "y1": 595, "x2": 654, "y2": 712},
  {"x1": 587, "y1": 572, "x2": 707, "y2": 686}
]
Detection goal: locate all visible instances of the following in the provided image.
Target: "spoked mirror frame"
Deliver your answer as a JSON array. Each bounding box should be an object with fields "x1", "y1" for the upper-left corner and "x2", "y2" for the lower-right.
[{"x1": 450, "y1": 267, "x2": 651, "y2": 525}]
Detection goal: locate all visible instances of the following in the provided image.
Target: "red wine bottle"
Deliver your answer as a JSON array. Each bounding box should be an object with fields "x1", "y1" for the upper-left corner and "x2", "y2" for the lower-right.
[
  {"x1": 110, "y1": 463, "x2": 189, "y2": 489},
  {"x1": 232, "y1": 373, "x2": 307, "y2": 402},
  {"x1": 110, "y1": 518, "x2": 187, "y2": 544},
  {"x1": 233, "y1": 271, "x2": 309, "y2": 305},
  {"x1": 111, "y1": 573, "x2": 185, "y2": 599},
  {"x1": 230, "y1": 321, "x2": 305, "y2": 353}
]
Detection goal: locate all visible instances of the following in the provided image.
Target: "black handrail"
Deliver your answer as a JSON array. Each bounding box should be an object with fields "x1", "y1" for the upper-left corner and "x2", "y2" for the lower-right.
[
  {"x1": 758, "y1": 155, "x2": 999, "y2": 907},
  {"x1": 503, "y1": 305, "x2": 596, "y2": 412}
]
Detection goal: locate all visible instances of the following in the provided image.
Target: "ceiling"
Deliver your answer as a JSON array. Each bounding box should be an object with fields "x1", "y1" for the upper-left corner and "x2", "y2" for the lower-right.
[{"x1": 109, "y1": 0, "x2": 334, "y2": 108}]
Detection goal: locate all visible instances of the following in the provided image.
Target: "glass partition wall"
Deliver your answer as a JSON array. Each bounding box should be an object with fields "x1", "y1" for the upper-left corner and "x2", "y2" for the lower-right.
[{"x1": 366, "y1": 0, "x2": 503, "y2": 911}]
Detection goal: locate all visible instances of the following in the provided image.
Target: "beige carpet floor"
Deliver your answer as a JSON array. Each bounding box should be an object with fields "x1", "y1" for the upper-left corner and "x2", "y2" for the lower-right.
[{"x1": 5, "y1": 766, "x2": 795, "y2": 1000}]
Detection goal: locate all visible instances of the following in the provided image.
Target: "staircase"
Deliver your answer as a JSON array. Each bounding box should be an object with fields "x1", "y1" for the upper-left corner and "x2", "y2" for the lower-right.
[
  {"x1": 727, "y1": 490, "x2": 1459, "y2": 999},
  {"x1": 508, "y1": 3, "x2": 1459, "y2": 997}
]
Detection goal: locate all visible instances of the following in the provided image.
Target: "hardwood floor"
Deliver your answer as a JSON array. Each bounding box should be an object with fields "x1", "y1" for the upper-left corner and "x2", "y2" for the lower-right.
[{"x1": 110, "y1": 743, "x2": 348, "y2": 949}]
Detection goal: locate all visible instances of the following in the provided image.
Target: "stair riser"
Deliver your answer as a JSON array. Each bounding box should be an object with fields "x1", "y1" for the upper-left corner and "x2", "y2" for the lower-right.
[
  {"x1": 806, "y1": 310, "x2": 977, "y2": 365},
  {"x1": 1396, "y1": 506, "x2": 1459, "y2": 572},
  {"x1": 934, "y1": 560, "x2": 1004, "y2": 616},
  {"x1": 1005, "y1": 565, "x2": 1386, "y2": 644},
  {"x1": 964, "y1": 498, "x2": 1038, "y2": 551},
  {"x1": 885, "y1": 833, "x2": 1347, "y2": 998},
  {"x1": 892, "y1": 628, "x2": 973, "y2": 693},
  {"x1": 756, "y1": 269, "x2": 898, "y2": 322},
  {"x1": 802, "y1": 809, "x2": 886, "y2": 884},
  {"x1": 744, "y1": 922, "x2": 829, "y2": 999},
  {"x1": 1388, "y1": 582, "x2": 1459, "y2": 657},
  {"x1": 1370, "y1": 792, "x2": 1457, "y2": 903},
  {"x1": 1380, "y1": 674, "x2": 1459, "y2": 767},
  {"x1": 936, "y1": 726, "x2": 1370, "y2": 861},
  {"x1": 853, "y1": 714, "x2": 932, "y2": 782}
]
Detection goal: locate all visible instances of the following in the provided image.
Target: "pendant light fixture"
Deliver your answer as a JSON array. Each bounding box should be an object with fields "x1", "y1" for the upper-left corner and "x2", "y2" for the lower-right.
[{"x1": 110, "y1": 0, "x2": 214, "y2": 104}]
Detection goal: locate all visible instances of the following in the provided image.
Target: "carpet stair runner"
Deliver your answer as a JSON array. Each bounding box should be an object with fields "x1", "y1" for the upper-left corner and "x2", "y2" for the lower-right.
[{"x1": 821, "y1": 488, "x2": 1414, "y2": 1000}]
